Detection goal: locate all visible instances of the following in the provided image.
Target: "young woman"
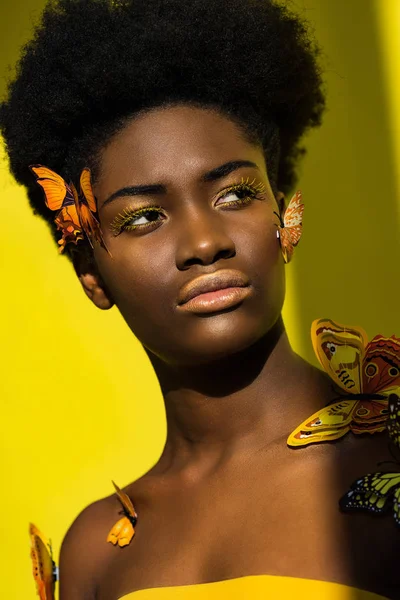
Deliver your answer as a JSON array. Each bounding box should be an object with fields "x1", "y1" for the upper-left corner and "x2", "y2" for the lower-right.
[{"x1": 1, "y1": 0, "x2": 399, "y2": 599}]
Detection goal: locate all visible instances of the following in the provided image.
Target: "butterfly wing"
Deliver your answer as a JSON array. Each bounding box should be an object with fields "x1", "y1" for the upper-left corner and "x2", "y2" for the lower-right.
[
  {"x1": 79, "y1": 168, "x2": 97, "y2": 213},
  {"x1": 107, "y1": 481, "x2": 137, "y2": 547},
  {"x1": 107, "y1": 517, "x2": 135, "y2": 548},
  {"x1": 29, "y1": 523, "x2": 57, "y2": 600},
  {"x1": 30, "y1": 165, "x2": 84, "y2": 252},
  {"x1": 283, "y1": 190, "x2": 304, "y2": 231},
  {"x1": 287, "y1": 399, "x2": 356, "y2": 447},
  {"x1": 394, "y1": 487, "x2": 400, "y2": 525},
  {"x1": 350, "y1": 399, "x2": 389, "y2": 434},
  {"x1": 388, "y1": 393, "x2": 400, "y2": 450},
  {"x1": 362, "y1": 334, "x2": 400, "y2": 396},
  {"x1": 112, "y1": 480, "x2": 137, "y2": 519},
  {"x1": 78, "y1": 168, "x2": 110, "y2": 253},
  {"x1": 311, "y1": 319, "x2": 368, "y2": 393},
  {"x1": 339, "y1": 472, "x2": 400, "y2": 521},
  {"x1": 277, "y1": 190, "x2": 303, "y2": 262},
  {"x1": 30, "y1": 165, "x2": 75, "y2": 211}
]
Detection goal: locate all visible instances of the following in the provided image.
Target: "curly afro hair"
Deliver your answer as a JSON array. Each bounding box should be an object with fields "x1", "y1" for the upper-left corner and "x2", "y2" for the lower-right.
[{"x1": 0, "y1": 0, "x2": 325, "y2": 259}]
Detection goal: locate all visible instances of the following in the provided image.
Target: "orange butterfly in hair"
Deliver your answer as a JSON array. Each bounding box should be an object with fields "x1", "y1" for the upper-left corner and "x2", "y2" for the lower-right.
[
  {"x1": 29, "y1": 523, "x2": 58, "y2": 600},
  {"x1": 107, "y1": 481, "x2": 138, "y2": 547},
  {"x1": 287, "y1": 318, "x2": 400, "y2": 447},
  {"x1": 30, "y1": 164, "x2": 111, "y2": 255},
  {"x1": 274, "y1": 189, "x2": 304, "y2": 263}
]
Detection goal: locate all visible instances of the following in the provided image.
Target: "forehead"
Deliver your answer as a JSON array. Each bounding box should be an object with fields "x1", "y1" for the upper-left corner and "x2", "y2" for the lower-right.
[{"x1": 96, "y1": 105, "x2": 265, "y2": 190}]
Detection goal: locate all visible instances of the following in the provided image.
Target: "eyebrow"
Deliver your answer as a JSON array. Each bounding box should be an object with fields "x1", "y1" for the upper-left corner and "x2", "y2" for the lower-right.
[{"x1": 99, "y1": 160, "x2": 259, "y2": 211}]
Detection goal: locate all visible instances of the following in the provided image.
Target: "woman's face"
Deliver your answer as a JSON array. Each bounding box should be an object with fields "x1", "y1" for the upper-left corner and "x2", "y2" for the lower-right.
[{"x1": 90, "y1": 105, "x2": 286, "y2": 366}]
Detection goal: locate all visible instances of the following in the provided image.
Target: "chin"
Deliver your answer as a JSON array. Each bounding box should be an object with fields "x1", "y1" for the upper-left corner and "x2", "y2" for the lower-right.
[{"x1": 152, "y1": 310, "x2": 276, "y2": 367}]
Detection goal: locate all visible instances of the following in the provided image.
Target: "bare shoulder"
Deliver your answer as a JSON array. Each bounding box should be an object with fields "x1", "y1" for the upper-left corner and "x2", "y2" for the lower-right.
[{"x1": 58, "y1": 485, "x2": 136, "y2": 600}]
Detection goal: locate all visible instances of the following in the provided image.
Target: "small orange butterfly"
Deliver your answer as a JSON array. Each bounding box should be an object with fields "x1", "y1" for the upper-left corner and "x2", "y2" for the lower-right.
[
  {"x1": 107, "y1": 481, "x2": 138, "y2": 548},
  {"x1": 30, "y1": 165, "x2": 111, "y2": 255},
  {"x1": 287, "y1": 318, "x2": 400, "y2": 447},
  {"x1": 274, "y1": 190, "x2": 304, "y2": 263},
  {"x1": 29, "y1": 523, "x2": 58, "y2": 600}
]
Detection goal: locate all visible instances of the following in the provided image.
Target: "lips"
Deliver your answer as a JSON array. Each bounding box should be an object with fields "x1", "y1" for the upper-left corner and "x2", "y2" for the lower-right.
[{"x1": 177, "y1": 269, "x2": 249, "y2": 306}]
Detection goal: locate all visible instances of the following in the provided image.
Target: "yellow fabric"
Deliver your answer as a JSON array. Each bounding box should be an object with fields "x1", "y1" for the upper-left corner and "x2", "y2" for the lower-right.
[{"x1": 118, "y1": 574, "x2": 390, "y2": 599}]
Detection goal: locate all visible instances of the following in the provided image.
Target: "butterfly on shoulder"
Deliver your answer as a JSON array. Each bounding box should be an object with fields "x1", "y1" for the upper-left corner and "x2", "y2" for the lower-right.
[
  {"x1": 107, "y1": 481, "x2": 138, "y2": 548},
  {"x1": 29, "y1": 523, "x2": 58, "y2": 600},
  {"x1": 287, "y1": 319, "x2": 400, "y2": 448},
  {"x1": 274, "y1": 189, "x2": 304, "y2": 263},
  {"x1": 29, "y1": 164, "x2": 111, "y2": 256},
  {"x1": 339, "y1": 393, "x2": 400, "y2": 527}
]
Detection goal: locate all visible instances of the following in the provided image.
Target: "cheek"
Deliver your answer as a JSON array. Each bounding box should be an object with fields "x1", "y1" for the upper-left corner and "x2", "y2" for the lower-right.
[
  {"x1": 95, "y1": 240, "x2": 176, "y2": 324},
  {"x1": 237, "y1": 211, "x2": 282, "y2": 279}
]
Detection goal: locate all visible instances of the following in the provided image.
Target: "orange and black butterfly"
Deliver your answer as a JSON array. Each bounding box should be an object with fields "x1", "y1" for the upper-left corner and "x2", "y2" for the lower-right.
[
  {"x1": 107, "y1": 481, "x2": 138, "y2": 548},
  {"x1": 29, "y1": 523, "x2": 58, "y2": 600},
  {"x1": 30, "y1": 165, "x2": 111, "y2": 255},
  {"x1": 339, "y1": 393, "x2": 400, "y2": 526},
  {"x1": 274, "y1": 190, "x2": 304, "y2": 263},
  {"x1": 287, "y1": 319, "x2": 400, "y2": 447}
]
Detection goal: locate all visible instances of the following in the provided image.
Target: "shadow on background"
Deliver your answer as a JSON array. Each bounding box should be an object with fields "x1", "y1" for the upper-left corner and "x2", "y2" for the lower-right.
[{"x1": 294, "y1": 0, "x2": 400, "y2": 597}]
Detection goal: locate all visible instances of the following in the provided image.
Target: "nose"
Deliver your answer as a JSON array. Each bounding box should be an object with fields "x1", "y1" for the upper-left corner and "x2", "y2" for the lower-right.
[{"x1": 175, "y1": 206, "x2": 236, "y2": 270}]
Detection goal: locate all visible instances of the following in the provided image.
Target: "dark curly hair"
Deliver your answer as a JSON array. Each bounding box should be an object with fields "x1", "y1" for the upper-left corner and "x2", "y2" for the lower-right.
[{"x1": 0, "y1": 0, "x2": 325, "y2": 259}]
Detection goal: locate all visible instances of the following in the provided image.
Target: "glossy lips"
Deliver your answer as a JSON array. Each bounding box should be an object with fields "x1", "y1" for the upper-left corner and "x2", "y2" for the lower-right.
[{"x1": 177, "y1": 269, "x2": 251, "y2": 314}]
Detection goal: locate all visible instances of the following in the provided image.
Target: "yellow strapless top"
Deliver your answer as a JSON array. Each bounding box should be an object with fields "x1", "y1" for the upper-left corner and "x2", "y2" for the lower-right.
[{"x1": 118, "y1": 574, "x2": 391, "y2": 599}]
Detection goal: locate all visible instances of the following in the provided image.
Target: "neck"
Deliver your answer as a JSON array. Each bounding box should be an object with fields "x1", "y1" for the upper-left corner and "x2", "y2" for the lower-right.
[{"x1": 147, "y1": 317, "x2": 335, "y2": 477}]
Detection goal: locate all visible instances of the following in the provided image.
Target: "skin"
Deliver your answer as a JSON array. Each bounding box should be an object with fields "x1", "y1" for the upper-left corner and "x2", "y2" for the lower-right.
[{"x1": 60, "y1": 105, "x2": 400, "y2": 600}]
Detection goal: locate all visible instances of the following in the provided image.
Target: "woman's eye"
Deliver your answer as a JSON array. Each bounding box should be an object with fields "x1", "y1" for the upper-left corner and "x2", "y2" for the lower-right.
[
  {"x1": 216, "y1": 190, "x2": 251, "y2": 205},
  {"x1": 128, "y1": 211, "x2": 162, "y2": 226},
  {"x1": 215, "y1": 182, "x2": 264, "y2": 207},
  {"x1": 110, "y1": 207, "x2": 164, "y2": 236}
]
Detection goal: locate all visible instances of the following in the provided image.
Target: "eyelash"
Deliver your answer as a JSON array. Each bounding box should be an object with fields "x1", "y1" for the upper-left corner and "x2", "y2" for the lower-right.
[{"x1": 109, "y1": 177, "x2": 267, "y2": 237}]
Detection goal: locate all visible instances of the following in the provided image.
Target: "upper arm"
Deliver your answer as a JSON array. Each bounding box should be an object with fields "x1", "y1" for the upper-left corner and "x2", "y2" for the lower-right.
[{"x1": 58, "y1": 499, "x2": 114, "y2": 600}]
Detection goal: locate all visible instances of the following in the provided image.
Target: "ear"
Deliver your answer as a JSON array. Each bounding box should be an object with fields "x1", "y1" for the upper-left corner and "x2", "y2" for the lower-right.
[{"x1": 71, "y1": 249, "x2": 114, "y2": 310}]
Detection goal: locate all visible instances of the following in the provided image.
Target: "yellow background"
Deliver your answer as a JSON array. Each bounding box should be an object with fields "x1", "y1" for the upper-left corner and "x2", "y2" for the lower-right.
[{"x1": 1, "y1": 1, "x2": 400, "y2": 598}]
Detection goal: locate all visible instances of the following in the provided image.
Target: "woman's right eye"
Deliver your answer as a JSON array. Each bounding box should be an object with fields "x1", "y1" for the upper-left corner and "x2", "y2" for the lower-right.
[{"x1": 110, "y1": 206, "x2": 165, "y2": 236}]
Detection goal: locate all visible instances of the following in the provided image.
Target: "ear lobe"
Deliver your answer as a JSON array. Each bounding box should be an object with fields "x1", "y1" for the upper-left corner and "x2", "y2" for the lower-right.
[
  {"x1": 79, "y1": 271, "x2": 114, "y2": 310},
  {"x1": 72, "y1": 250, "x2": 114, "y2": 310}
]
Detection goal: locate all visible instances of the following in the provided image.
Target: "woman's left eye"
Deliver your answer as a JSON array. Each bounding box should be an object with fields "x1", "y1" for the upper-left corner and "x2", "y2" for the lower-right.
[{"x1": 215, "y1": 182, "x2": 265, "y2": 208}]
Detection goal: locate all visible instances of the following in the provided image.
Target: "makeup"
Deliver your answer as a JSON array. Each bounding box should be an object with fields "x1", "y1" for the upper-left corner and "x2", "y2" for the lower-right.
[{"x1": 109, "y1": 177, "x2": 267, "y2": 236}]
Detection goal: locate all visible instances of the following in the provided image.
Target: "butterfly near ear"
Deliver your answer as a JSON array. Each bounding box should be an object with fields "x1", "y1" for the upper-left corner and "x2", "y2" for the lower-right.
[
  {"x1": 107, "y1": 481, "x2": 138, "y2": 547},
  {"x1": 29, "y1": 523, "x2": 58, "y2": 600},
  {"x1": 339, "y1": 393, "x2": 400, "y2": 527},
  {"x1": 274, "y1": 189, "x2": 304, "y2": 263},
  {"x1": 29, "y1": 165, "x2": 111, "y2": 256},
  {"x1": 287, "y1": 319, "x2": 400, "y2": 448}
]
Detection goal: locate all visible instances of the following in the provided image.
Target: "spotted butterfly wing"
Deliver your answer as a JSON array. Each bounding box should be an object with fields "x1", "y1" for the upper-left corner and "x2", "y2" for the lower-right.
[
  {"x1": 311, "y1": 319, "x2": 368, "y2": 393},
  {"x1": 29, "y1": 523, "x2": 58, "y2": 600},
  {"x1": 339, "y1": 472, "x2": 400, "y2": 516},
  {"x1": 287, "y1": 399, "x2": 356, "y2": 447},
  {"x1": 362, "y1": 335, "x2": 400, "y2": 397},
  {"x1": 277, "y1": 190, "x2": 303, "y2": 263},
  {"x1": 107, "y1": 481, "x2": 138, "y2": 548},
  {"x1": 388, "y1": 392, "x2": 400, "y2": 449}
]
